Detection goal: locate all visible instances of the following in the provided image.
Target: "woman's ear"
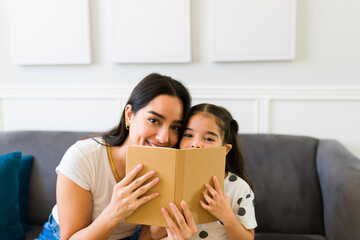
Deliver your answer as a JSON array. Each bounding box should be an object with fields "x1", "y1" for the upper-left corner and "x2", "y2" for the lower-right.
[
  {"x1": 225, "y1": 144, "x2": 232, "y2": 155},
  {"x1": 124, "y1": 104, "x2": 133, "y2": 123}
]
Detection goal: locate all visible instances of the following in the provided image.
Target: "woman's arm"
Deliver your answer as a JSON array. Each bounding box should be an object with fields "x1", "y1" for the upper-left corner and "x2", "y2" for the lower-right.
[
  {"x1": 200, "y1": 176, "x2": 254, "y2": 240},
  {"x1": 57, "y1": 164, "x2": 159, "y2": 240}
]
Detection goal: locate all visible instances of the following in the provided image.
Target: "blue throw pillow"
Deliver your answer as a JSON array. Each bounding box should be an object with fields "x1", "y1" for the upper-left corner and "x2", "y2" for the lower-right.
[
  {"x1": 19, "y1": 155, "x2": 34, "y2": 232},
  {"x1": 0, "y1": 152, "x2": 25, "y2": 240}
]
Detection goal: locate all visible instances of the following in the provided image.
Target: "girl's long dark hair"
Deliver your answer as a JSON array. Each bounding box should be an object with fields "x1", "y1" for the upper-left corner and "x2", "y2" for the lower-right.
[
  {"x1": 188, "y1": 103, "x2": 252, "y2": 188},
  {"x1": 103, "y1": 73, "x2": 191, "y2": 147}
]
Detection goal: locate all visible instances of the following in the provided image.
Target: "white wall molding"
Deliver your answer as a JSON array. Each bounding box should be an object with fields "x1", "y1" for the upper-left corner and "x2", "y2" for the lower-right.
[{"x1": 1, "y1": 85, "x2": 360, "y2": 100}]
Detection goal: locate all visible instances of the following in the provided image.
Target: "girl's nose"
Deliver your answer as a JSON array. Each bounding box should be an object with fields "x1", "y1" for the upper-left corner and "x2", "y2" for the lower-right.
[{"x1": 191, "y1": 140, "x2": 202, "y2": 148}]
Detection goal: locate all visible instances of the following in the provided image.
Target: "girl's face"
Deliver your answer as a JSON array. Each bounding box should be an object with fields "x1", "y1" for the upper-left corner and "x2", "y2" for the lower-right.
[
  {"x1": 125, "y1": 95, "x2": 183, "y2": 148},
  {"x1": 180, "y1": 112, "x2": 232, "y2": 153}
]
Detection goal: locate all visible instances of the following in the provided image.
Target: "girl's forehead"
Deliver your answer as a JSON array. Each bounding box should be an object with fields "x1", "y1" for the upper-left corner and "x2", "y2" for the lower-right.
[
  {"x1": 188, "y1": 112, "x2": 221, "y2": 130},
  {"x1": 189, "y1": 112, "x2": 216, "y2": 122}
]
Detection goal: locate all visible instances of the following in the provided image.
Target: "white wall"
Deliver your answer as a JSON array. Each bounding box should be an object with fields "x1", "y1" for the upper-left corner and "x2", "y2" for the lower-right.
[{"x1": 1, "y1": 0, "x2": 360, "y2": 158}]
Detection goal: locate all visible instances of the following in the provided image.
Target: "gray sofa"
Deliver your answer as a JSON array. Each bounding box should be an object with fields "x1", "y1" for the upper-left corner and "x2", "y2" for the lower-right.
[{"x1": 0, "y1": 131, "x2": 359, "y2": 240}]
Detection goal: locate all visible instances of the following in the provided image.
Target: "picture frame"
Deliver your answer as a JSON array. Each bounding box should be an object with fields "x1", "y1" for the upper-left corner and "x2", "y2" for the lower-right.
[
  {"x1": 10, "y1": 0, "x2": 91, "y2": 65},
  {"x1": 111, "y1": 0, "x2": 191, "y2": 63},
  {"x1": 211, "y1": 0, "x2": 296, "y2": 62}
]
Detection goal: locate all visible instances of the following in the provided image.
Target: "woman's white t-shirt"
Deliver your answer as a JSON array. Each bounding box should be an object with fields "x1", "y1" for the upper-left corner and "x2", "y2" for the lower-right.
[
  {"x1": 190, "y1": 173, "x2": 257, "y2": 240},
  {"x1": 52, "y1": 138, "x2": 138, "y2": 240}
]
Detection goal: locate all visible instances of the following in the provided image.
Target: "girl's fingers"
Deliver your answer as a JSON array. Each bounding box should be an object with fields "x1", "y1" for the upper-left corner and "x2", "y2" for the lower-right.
[
  {"x1": 205, "y1": 184, "x2": 217, "y2": 197},
  {"x1": 203, "y1": 191, "x2": 213, "y2": 204},
  {"x1": 200, "y1": 200, "x2": 209, "y2": 209},
  {"x1": 212, "y1": 176, "x2": 222, "y2": 193},
  {"x1": 118, "y1": 164, "x2": 143, "y2": 187}
]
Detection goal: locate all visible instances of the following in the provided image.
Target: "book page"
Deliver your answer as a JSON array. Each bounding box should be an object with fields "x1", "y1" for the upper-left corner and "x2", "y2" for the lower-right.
[
  {"x1": 125, "y1": 146, "x2": 177, "y2": 226},
  {"x1": 179, "y1": 147, "x2": 226, "y2": 224}
]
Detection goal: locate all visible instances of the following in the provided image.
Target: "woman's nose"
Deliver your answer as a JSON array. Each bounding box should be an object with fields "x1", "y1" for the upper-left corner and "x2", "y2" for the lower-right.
[{"x1": 155, "y1": 127, "x2": 169, "y2": 144}]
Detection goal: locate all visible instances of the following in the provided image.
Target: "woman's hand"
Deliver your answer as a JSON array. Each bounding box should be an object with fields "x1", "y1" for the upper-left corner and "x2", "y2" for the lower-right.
[
  {"x1": 106, "y1": 164, "x2": 160, "y2": 223},
  {"x1": 200, "y1": 176, "x2": 234, "y2": 223},
  {"x1": 161, "y1": 201, "x2": 197, "y2": 240}
]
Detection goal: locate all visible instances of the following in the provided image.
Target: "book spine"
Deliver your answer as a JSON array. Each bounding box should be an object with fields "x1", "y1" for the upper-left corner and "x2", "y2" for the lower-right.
[{"x1": 174, "y1": 150, "x2": 185, "y2": 209}]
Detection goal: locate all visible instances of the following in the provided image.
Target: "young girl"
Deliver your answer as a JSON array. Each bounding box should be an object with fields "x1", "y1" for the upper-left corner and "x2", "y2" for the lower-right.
[{"x1": 161, "y1": 103, "x2": 257, "y2": 240}]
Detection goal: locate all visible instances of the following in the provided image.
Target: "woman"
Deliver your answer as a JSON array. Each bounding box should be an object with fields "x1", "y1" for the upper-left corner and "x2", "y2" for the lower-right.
[
  {"x1": 160, "y1": 103, "x2": 257, "y2": 240},
  {"x1": 36, "y1": 73, "x2": 191, "y2": 240}
]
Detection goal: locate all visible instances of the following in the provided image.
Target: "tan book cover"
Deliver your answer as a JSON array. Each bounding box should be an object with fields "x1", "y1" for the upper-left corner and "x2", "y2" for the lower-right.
[{"x1": 125, "y1": 146, "x2": 226, "y2": 227}]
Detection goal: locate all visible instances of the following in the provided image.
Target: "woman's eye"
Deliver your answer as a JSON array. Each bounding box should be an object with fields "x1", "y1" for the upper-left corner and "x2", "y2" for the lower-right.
[
  {"x1": 149, "y1": 118, "x2": 159, "y2": 124},
  {"x1": 183, "y1": 133, "x2": 193, "y2": 138},
  {"x1": 171, "y1": 125, "x2": 181, "y2": 132}
]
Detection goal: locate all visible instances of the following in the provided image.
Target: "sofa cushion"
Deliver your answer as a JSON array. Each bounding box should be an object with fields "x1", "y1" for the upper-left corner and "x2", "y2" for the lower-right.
[
  {"x1": 240, "y1": 134, "x2": 324, "y2": 235},
  {"x1": 19, "y1": 155, "x2": 34, "y2": 232},
  {"x1": 0, "y1": 152, "x2": 25, "y2": 240},
  {"x1": 255, "y1": 233, "x2": 326, "y2": 240},
  {"x1": 0, "y1": 131, "x2": 96, "y2": 225}
]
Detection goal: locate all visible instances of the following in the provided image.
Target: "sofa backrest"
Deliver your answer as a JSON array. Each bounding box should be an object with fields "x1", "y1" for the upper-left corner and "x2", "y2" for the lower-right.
[
  {"x1": 0, "y1": 131, "x2": 326, "y2": 233},
  {"x1": 0, "y1": 131, "x2": 95, "y2": 225},
  {"x1": 240, "y1": 134, "x2": 325, "y2": 235}
]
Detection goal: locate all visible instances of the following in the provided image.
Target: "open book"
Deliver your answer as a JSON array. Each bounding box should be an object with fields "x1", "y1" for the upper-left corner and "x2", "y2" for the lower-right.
[{"x1": 125, "y1": 146, "x2": 226, "y2": 227}]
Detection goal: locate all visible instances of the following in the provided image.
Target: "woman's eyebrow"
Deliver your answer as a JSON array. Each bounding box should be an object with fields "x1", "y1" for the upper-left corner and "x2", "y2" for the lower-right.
[{"x1": 148, "y1": 111, "x2": 183, "y2": 124}]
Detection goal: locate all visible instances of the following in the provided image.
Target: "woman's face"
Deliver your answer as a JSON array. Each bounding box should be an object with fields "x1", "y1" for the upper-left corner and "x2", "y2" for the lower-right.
[
  {"x1": 180, "y1": 112, "x2": 232, "y2": 153},
  {"x1": 125, "y1": 95, "x2": 184, "y2": 148}
]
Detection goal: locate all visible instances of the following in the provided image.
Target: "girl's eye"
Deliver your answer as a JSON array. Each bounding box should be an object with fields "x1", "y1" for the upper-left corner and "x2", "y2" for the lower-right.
[
  {"x1": 183, "y1": 133, "x2": 193, "y2": 138},
  {"x1": 204, "y1": 137, "x2": 215, "y2": 142}
]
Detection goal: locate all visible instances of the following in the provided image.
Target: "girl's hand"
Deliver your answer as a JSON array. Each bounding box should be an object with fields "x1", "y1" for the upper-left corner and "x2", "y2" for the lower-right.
[
  {"x1": 106, "y1": 164, "x2": 160, "y2": 223},
  {"x1": 200, "y1": 176, "x2": 234, "y2": 223},
  {"x1": 161, "y1": 201, "x2": 197, "y2": 240}
]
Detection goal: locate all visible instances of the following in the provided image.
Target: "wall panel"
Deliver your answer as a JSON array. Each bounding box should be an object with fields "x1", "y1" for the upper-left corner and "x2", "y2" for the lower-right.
[
  {"x1": 1, "y1": 86, "x2": 359, "y2": 158},
  {"x1": 192, "y1": 98, "x2": 258, "y2": 133},
  {"x1": 270, "y1": 100, "x2": 360, "y2": 157},
  {"x1": 2, "y1": 98, "x2": 121, "y2": 132}
]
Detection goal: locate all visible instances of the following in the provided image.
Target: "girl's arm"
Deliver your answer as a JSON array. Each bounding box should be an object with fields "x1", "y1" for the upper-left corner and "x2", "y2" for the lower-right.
[
  {"x1": 57, "y1": 164, "x2": 159, "y2": 240},
  {"x1": 200, "y1": 176, "x2": 254, "y2": 240}
]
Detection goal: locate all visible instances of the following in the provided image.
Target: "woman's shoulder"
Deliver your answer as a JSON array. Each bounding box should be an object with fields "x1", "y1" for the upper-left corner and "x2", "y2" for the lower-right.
[{"x1": 72, "y1": 137, "x2": 104, "y2": 150}]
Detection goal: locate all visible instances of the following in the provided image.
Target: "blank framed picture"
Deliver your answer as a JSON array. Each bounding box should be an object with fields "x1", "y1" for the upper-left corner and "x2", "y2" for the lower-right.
[
  {"x1": 10, "y1": 0, "x2": 91, "y2": 65},
  {"x1": 211, "y1": 0, "x2": 296, "y2": 62},
  {"x1": 112, "y1": 0, "x2": 191, "y2": 63}
]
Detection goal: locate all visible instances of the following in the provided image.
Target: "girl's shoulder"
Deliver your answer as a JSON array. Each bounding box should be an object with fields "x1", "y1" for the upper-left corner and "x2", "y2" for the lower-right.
[{"x1": 225, "y1": 172, "x2": 251, "y2": 189}]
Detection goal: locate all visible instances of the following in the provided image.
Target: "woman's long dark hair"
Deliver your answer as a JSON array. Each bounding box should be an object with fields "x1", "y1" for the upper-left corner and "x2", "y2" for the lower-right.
[
  {"x1": 188, "y1": 103, "x2": 252, "y2": 188},
  {"x1": 103, "y1": 73, "x2": 191, "y2": 147}
]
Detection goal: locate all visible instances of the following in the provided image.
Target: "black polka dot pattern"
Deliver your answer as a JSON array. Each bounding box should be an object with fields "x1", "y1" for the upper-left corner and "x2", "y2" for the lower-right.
[
  {"x1": 199, "y1": 230, "x2": 208, "y2": 238},
  {"x1": 238, "y1": 207, "x2": 246, "y2": 216},
  {"x1": 237, "y1": 197, "x2": 243, "y2": 205},
  {"x1": 229, "y1": 175, "x2": 237, "y2": 182},
  {"x1": 246, "y1": 193, "x2": 251, "y2": 198}
]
